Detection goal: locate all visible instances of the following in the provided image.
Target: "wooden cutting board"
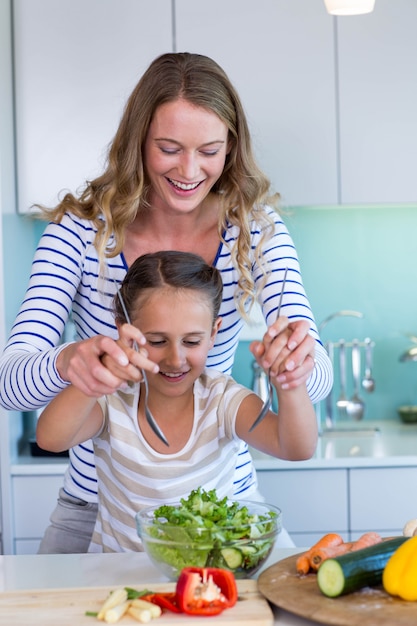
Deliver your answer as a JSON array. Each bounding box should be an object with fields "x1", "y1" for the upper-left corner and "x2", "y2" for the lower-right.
[
  {"x1": 0, "y1": 579, "x2": 273, "y2": 626},
  {"x1": 258, "y1": 553, "x2": 417, "y2": 626}
]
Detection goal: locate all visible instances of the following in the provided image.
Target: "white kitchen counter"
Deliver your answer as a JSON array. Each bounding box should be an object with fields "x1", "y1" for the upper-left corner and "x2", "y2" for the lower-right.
[{"x1": 0, "y1": 547, "x2": 327, "y2": 626}]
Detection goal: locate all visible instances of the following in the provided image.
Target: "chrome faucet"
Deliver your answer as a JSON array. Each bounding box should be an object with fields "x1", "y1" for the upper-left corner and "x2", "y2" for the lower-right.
[
  {"x1": 318, "y1": 310, "x2": 364, "y2": 431},
  {"x1": 319, "y1": 310, "x2": 364, "y2": 333},
  {"x1": 399, "y1": 333, "x2": 417, "y2": 362}
]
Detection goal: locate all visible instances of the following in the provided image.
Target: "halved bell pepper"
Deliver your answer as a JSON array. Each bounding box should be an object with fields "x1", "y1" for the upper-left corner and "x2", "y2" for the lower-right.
[
  {"x1": 383, "y1": 535, "x2": 417, "y2": 601},
  {"x1": 176, "y1": 566, "x2": 238, "y2": 616},
  {"x1": 140, "y1": 592, "x2": 181, "y2": 613}
]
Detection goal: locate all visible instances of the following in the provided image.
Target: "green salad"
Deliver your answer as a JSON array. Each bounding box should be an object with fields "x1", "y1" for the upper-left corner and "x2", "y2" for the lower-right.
[{"x1": 140, "y1": 487, "x2": 279, "y2": 577}]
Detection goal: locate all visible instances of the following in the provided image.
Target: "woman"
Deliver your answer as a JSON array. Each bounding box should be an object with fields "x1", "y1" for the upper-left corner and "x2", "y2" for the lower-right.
[{"x1": 0, "y1": 52, "x2": 332, "y2": 553}]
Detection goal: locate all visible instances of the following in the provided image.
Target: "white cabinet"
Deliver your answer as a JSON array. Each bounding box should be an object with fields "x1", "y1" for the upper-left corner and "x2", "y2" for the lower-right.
[
  {"x1": 11, "y1": 0, "x2": 417, "y2": 210},
  {"x1": 12, "y1": 469, "x2": 67, "y2": 554},
  {"x1": 256, "y1": 469, "x2": 349, "y2": 547},
  {"x1": 12, "y1": 0, "x2": 174, "y2": 214},
  {"x1": 256, "y1": 464, "x2": 417, "y2": 546},
  {"x1": 176, "y1": 0, "x2": 417, "y2": 206},
  {"x1": 337, "y1": 0, "x2": 417, "y2": 204},
  {"x1": 176, "y1": 0, "x2": 338, "y2": 207},
  {"x1": 349, "y1": 467, "x2": 417, "y2": 537}
]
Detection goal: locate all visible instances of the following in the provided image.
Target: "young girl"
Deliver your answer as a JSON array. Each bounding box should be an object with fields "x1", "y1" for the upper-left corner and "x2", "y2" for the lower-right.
[{"x1": 36, "y1": 251, "x2": 318, "y2": 553}]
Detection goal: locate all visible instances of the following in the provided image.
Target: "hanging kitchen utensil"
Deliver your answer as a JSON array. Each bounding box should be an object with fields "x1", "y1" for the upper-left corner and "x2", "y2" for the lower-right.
[
  {"x1": 336, "y1": 340, "x2": 349, "y2": 417},
  {"x1": 324, "y1": 341, "x2": 334, "y2": 429},
  {"x1": 346, "y1": 339, "x2": 365, "y2": 420},
  {"x1": 362, "y1": 337, "x2": 375, "y2": 393}
]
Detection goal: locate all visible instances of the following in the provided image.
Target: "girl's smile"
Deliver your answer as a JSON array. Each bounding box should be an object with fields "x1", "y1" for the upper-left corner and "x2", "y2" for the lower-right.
[{"x1": 158, "y1": 370, "x2": 190, "y2": 384}]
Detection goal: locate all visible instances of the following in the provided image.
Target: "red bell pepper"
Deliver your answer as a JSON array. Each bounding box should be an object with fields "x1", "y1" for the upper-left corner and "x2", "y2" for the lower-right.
[
  {"x1": 140, "y1": 592, "x2": 181, "y2": 613},
  {"x1": 175, "y1": 566, "x2": 238, "y2": 616}
]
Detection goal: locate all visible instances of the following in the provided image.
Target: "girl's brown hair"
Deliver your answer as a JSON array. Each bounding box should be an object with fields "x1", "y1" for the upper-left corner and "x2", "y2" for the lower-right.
[
  {"x1": 38, "y1": 52, "x2": 279, "y2": 315},
  {"x1": 114, "y1": 251, "x2": 223, "y2": 325}
]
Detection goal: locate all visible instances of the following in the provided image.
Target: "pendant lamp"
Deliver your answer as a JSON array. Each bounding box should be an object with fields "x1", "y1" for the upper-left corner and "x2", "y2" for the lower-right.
[{"x1": 324, "y1": 0, "x2": 375, "y2": 15}]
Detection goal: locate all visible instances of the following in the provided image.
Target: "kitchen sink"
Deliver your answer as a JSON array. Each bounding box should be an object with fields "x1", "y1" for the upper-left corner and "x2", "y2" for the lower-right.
[
  {"x1": 250, "y1": 420, "x2": 417, "y2": 462},
  {"x1": 318, "y1": 426, "x2": 382, "y2": 457},
  {"x1": 319, "y1": 427, "x2": 380, "y2": 438}
]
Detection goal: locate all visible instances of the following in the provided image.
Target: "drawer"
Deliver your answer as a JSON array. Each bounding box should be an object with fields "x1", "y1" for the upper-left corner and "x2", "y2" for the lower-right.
[
  {"x1": 256, "y1": 468, "x2": 348, "y2": 533},
  {"x1": 14, "y1": 538, "x2": 41, "y2": 554},
  {"x1": 349, "y1": 467, "x2": 417, "y2": 532},
  {"x1": 12, "y1": 474, "x2": 63, "y2": 538}
]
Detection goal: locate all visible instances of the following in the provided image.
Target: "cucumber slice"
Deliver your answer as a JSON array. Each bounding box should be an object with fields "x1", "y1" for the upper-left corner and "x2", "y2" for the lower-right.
[
  {"x1": 317, "y1": 536, "x2": 408, "y2": 598},
  {"x1": 221, "y1": 547, "x2": 243, "y2": 569},
  {"x1": 240, "y1": 545, "x2": 257, "y2": 555}
]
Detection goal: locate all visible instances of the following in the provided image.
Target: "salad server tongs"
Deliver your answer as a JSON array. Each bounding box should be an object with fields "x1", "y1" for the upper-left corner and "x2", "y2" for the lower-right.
[
  {"x1": 249, "y1": 267, "x2": 288, "y2": 432},
  {"x1": 113, "y1": 280, "x2": 169, "y2": 447}
]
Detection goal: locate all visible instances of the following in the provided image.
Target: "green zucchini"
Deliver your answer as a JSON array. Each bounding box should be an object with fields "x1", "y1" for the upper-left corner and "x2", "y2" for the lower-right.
[{"x1": 317, "y1": 536, "x2": 408, "y2": 598}]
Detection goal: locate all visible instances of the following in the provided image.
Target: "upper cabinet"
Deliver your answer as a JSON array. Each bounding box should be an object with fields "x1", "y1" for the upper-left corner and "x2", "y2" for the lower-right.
[
  {"x1": 11, "y1": 0, "x2": 417, "y2": 211},
  {"x1": 176, "y1": 0, "x2": 338, "y2": 207},
  {"x1": 337, "y1": 0, "x2": 417, "y2": 204},
  {"x1": 12, "y1": 0, "x2": 173, "y2": 214}
]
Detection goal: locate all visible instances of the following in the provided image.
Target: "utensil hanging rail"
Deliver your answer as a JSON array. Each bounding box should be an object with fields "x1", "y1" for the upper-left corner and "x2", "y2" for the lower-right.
[{"x1": 330, "y1": 340, "x2": 375, "y2": 350}]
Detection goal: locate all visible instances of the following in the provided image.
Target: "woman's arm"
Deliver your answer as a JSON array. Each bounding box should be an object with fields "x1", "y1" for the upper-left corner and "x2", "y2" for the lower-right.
[
  {"x1": 37, "y1": 324, "x2": 157, "y2": 452},
  {"x1": 0, "y1": 218, "x2": 79, "y2": 410},
  {"x1": 0, "y1": 213, "x2": 153, "y2": 410},
  {"x1": 253, "y1": 208, "x2": 333, "y2": 403}
]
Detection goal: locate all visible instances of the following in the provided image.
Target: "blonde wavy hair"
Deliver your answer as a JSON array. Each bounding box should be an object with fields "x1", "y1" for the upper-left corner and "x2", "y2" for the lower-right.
[{"x1": 37, "y1": 52, "x2": 279, "y2": 317}]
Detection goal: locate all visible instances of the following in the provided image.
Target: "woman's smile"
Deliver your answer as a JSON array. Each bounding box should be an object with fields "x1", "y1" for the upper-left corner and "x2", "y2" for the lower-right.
[
  {"x1": 167, "y1": 177, "x2": 203, "y2": 192},
  {"x1": 145, "y1": 99, "x2": 229, "y2": 214}
]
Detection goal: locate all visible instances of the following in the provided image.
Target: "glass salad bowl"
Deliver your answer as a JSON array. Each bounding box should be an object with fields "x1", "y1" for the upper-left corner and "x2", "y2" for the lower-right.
[{"x1": 136, "y1": 489, "x2": 282, "y2": 581}]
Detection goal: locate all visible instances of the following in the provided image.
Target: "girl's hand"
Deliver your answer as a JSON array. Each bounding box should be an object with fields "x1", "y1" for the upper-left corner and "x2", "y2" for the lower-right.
[
  {"x1": 250, "y1": 318, "x2": 315, "y2": 390},
  {"x1": 56, "y1": 329, "x2": 158, "y2": 397}
]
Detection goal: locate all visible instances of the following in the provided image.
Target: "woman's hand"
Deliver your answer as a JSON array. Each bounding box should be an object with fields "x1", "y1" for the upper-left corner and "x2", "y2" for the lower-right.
[
  {"x1": 250, "y1": 318, "x2": 315, "y2": 390},
  {"x1": 56, "y1": 326, "x2": 158, "y2": 397}
]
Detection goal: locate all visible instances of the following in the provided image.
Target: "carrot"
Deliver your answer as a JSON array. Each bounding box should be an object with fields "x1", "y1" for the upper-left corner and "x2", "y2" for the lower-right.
[
  {"x1": 309, "y1": 542, "x2": 353, "y2": 570},
  {"x1": 295, "y1": 555, "x2": 311, "y2": 576},
  {"x1": 296, "y1": 531, "x2": 383, "y2": 576},
  {"x1": 350, "y1": 531, "x2": 382, "y2": 551},
  {"x1": 310, "y1": 532, "x2": 383, "y2": 570},
  {"x1": 295, "y1": 533, "x2": 344, "y2": 575}
]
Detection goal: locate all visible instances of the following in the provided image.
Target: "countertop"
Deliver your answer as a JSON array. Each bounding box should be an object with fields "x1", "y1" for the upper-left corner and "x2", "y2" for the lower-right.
[{"x1": 0, "y1": 547, "x2": 327, "y2": 626}]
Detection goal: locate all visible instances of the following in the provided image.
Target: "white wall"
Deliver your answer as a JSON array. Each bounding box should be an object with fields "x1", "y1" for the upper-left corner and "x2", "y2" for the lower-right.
[{"x1": 0, "y1": 0, "x2": 16, "y2": 554}]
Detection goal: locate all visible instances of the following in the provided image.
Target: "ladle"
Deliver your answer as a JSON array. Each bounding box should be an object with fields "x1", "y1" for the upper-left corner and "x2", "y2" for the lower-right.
[
  {"x1": 324, "y1": 341, "x2": 334, "y2": 428},
  {"x1": 346, "y1": 339, "x2": 365, "y2": 420},
  {"x1": 362, "y1": 337, "x2": 375, "y2": 392}
]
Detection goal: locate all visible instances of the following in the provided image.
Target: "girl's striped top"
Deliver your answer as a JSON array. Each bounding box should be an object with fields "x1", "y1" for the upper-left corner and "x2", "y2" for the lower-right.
[{"x1": 90, "y1": 369, "x2": 253, "y2": 552}]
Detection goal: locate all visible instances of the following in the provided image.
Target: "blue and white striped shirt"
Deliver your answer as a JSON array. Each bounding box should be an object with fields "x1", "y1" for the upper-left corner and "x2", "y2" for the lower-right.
[{"x1": 0, "y1": 207, "x2": 332, "y2": 501}]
